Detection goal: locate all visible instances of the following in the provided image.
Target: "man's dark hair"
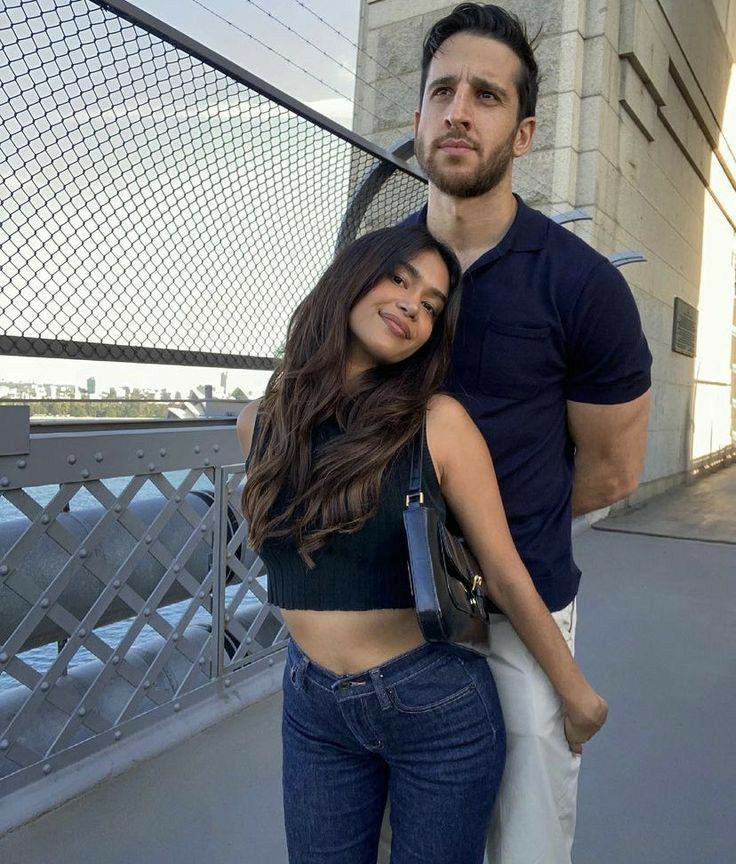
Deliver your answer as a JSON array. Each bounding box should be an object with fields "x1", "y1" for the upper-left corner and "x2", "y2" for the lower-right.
[{"x1": 419, "y1": 3, "x2": 539, "y2": 121}]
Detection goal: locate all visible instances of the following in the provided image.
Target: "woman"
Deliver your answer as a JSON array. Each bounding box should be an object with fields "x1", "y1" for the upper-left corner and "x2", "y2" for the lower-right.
[{"x1": 237, "y1": 225, "x2": 606, "y2": 864}]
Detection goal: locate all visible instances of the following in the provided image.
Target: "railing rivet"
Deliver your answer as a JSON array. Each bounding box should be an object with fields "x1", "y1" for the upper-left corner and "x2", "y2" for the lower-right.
[
  {"x1": 159, "y1": 448, "x2": 167, "y2": 457},
  {"x1": 173, "y1": 564, "x2": 180, "y2": 573},
  {"x1": 43, "y1": 764, "x2": 52, "y2": 775},
  {"x1": 0, "y1": 477, "x2": 9, "y2": 488},
  {"x1": 16, "y1": 459, "x2": 26, "y2": 469},
  {"x1": 247, "y1": 576, "x2": 253, "y2": 584},
  {"x1": 148, "y1": 463, "x2": 155, "y2": 472},
  {"x1": 78, "y1": 707, "x2": 86, "y2": 717},
  {"x1": 199, "y1": 590, "x2": 206, "y2": 599},
  {"x1": 174, "y1": 494, "x2": 181, "y2": 503},
  {"x1": 213, "y1": 444, "x2": 220, "y2": 452},
  {"x1": 245, "y1": 637, "x2": 252, "y2": 644},
  {"x1": 112, "y1": 655, "x2": 120, "y2": 665},
  {"x1": 114, "y1": 730, "x2": 122, "y2": 741},
  {"x1": 136, "y1": 449, "x2": 144, "y2": 458},
  {"x1": 81, "y1": 469, "x2": 90, "y2": 479},
  {"x1": 95, "y1": 452, "x2": 104, "y2": 462},
  {"x1": 41, "y1": 682, "x2": 49, "y2": 692},
  {"x1": 225, "y1": 485, "x2": 231, "y2": 494},
  {"x1": 143, "y1": 680, "x2": 151, "y2": 689},
  {"x1": 114, "y1": 504, "x2": 122, "y2": 513},
  {"x1": 145, "y1": 535, "x2": 152, "y2": 544},
  {"x1": 194, "y1": 445, "x2": 201, "y2": 454},
  {"x1": 226, "y1": 551, "x2": 232, "y2": 559},
  {"x1": 67, "y1": 455, "x2": 76, "y2": 465},
  {"x1": 224, "y1": 677, "x2": 231, "y2": 687},
  {"x1": 113, "y1": 579, "x2": 121, "y2": 589},
  {"x1": 174, "y1": 702, "x2": 181, "y2": 712},
  {"x1": 224, "y1": 613, "x2": 230, "y2": 623},
  {"x1": 0, "y1": 652, "x2": 8, "y2": 663},
  {"x1": 0, "y1": 565, "x2": 9, "y2": 577},
  {"x1": 200, "y1": 525, "x2": 207, "y2": 533},
  {"x1": 143, "y1": 607, "x2": 150, "y2": 617},
  {"x1": 41, "y1": 514, "x2": 49, "y2": 524},
  {"x1": 79, "y1": 628, "x2": 87, "y2": 638},
  {"x1": 79, "y1": 548, "x2": 88, "y2": 559},
  {"x1": 268, "y1": 658, "x2": 274, "y2": 667},
  {"x1": 172, "y1": 633, "x2": 179, "y2": 642},
  {"x1": 204, "y1": 458, "x2": 211, "y2": 467},
  {"x1": 198, "y1": 658, "x2": 205, "y2": 665},
  {"x1": 0, "y1": 739, "x2": 8, "y2": 750},
  {"x1": 40, "y1": 598, "x2": 49, "y2": 609}
]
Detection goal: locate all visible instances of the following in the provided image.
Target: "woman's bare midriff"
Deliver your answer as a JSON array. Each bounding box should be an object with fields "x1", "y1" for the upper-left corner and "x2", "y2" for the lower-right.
[{"x1": 281, "y1": 608, "x2": 426, "y2": 675}]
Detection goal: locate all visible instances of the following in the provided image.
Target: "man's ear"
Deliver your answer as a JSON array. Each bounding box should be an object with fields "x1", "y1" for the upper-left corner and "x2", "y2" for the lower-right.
[
  {"x1": 413, "y1": 110, "x2": 421, "y2": 138},
  {"x1": 513, "y1": 117, "x2": 536, "y2": 157}
]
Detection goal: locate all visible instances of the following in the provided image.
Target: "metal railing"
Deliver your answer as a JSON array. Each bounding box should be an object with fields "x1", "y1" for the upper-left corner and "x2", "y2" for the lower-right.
[
  {"x1": 0, "y1": 0, "x2": 427, "y2": 370},
  {"x1": 0, "y1": 413, "x2": 284, "y2": 798}
]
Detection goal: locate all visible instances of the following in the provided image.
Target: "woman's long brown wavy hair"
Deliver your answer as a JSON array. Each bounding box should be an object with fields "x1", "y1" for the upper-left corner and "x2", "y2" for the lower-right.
[{"x1": 242, "y1": 224, "x2": 462, "y2": 566}]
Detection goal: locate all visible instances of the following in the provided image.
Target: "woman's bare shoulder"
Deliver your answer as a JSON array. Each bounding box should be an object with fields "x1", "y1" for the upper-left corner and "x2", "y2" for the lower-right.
[
  {"x1": 427, "y1": 393, "x2": 472, "y2": 429},
  {"x1": 425, "y1": 394, "x2": 478, "y2": 479},
  {"x1": 235, "y1": 397, "x2": 262, "y2": 458}
]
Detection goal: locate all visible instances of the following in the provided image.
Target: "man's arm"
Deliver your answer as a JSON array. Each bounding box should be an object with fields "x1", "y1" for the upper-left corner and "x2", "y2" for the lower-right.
[{"x1": 567, "y1": 390, "x2": 651, "y2": 517}]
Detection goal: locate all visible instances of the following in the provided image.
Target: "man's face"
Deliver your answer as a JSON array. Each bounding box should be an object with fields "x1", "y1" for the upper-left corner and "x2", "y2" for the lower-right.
[{"x1": 414, "y1": 33, "x2": 534, "y2": 198}]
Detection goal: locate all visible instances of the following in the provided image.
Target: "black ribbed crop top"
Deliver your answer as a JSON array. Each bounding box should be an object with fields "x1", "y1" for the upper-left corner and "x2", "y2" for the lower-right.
[{"x1": 245, "y1": 415, "x2": 446, "y2": 610}]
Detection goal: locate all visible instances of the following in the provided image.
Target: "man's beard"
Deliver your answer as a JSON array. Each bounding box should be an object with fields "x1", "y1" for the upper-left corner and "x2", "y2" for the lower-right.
[{"x1": 415, "y1": 129, "x2": 516, "y2": 198}]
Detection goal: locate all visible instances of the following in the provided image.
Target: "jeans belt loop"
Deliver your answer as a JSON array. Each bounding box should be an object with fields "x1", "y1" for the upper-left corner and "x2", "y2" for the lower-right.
[
  {"x1": 295, "y1": 654, "x2": 309, "y2": 690},
  {"x1": 369, "y1": 667, "x2": 391, "y2": 710}
]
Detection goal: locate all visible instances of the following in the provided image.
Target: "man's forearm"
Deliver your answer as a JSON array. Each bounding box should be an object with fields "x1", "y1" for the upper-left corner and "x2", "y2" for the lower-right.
[{"x1": 571, "y1": 456, "x2": 639, "y2": 516}]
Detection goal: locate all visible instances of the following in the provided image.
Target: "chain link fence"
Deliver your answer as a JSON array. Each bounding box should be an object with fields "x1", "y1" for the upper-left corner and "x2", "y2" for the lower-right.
[{"x1": 0, "y1": 0, "x2": 427, "y2": 369}]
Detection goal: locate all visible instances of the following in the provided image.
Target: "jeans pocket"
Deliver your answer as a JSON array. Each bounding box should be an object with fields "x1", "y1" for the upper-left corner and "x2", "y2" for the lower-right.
[{"x1": 387, "y1": 655, "x2": 474, "y2": 714}]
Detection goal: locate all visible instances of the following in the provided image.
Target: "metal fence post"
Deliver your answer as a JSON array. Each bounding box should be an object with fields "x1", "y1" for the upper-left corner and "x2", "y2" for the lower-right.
[{"x1": 210, "y1": 468, "x2": 229, "y2": 679}]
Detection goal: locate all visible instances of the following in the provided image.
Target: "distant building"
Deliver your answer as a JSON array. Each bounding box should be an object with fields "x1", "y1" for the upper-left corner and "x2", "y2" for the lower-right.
[{"x1": 355, "y1": 0, "x2": 736, "y2": 498}]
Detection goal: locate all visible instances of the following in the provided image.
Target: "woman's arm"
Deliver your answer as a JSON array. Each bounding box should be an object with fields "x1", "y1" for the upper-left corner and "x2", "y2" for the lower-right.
[
  {"x1": 426, "y1": 394, "x2": 608, "y2": 752},
  {"x1": 235, "y1": 397, "x2": 262, "y2": 460}
]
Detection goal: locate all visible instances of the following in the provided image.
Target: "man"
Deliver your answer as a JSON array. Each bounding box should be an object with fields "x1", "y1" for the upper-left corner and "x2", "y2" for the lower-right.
[{"x1": 380, "y1": 4, "x2": 652, "y2": 863}]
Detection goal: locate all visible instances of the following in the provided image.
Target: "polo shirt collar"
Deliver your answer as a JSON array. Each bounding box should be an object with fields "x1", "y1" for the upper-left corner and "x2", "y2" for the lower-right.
[{"x1": 405, "y1": 194, "x2": 548, "y2": 264}]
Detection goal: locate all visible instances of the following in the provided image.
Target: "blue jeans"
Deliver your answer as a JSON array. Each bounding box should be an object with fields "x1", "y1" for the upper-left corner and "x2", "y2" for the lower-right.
[{"x1": 282, "y1": 638, "x2": 506, "y2": 864}]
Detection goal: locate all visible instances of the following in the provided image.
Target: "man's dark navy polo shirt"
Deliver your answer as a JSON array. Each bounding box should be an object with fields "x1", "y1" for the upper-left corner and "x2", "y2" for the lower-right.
[{"x1": 405, "y1": 197, "x2": 652, "y2": 611}]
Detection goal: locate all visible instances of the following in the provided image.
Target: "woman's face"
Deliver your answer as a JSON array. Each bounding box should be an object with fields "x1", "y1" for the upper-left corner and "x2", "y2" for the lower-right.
[{"x1": 346, "y1": 248, "x2": 450, "y2": 378}]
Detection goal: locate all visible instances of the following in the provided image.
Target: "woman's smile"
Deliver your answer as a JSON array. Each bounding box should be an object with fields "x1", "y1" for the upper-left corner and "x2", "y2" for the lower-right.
[{"x1": 379, "y1": 310, "x2": 411, "y2": 339}]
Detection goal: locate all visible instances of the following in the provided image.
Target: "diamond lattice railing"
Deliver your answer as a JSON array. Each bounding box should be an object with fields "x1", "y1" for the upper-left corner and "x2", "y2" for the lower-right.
[{"x1": 0, "y1": 424, "x2": 281, "y2": 796}]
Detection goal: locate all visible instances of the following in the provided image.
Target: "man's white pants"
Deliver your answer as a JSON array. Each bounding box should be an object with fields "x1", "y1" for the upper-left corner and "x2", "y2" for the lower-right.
[
  {"x1": 377, "y1": 600, "x2": 580, "y2": 864},
  {"x1": 484, "y1": 599, "x2": 580, "y2": 864}
]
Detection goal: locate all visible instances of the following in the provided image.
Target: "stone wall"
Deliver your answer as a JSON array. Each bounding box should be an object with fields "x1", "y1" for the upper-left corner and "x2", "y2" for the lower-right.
[{"x1": 355, "y1": 0, "x2": 736, "y2": 497}]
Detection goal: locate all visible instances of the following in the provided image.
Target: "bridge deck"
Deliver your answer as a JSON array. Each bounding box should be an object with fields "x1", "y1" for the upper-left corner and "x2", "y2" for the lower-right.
[
  {"x1": 575, "y1": 464, "x2": 736, "y2": 862},
  {"x1": 3, "y1": 467, "x2": 734, "y2": 863}
]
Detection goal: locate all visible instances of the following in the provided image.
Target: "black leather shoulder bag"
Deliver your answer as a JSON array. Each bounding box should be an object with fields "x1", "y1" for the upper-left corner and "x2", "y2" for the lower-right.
[{"x1": 403, "y1": 418, "x2": 493, "y2": 656}]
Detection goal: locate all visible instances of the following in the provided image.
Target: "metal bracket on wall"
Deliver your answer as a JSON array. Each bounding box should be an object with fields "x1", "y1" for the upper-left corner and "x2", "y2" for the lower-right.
[
  {"x1": 335, "y1": 134, "x2": 426, "y2": 252},
  {"x1": 608, "y1": 250, "x2": 647, "y2": 268}
]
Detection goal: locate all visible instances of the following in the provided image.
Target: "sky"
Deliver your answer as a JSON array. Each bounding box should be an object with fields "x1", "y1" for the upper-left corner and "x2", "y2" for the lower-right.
[{"x1": 2, "y1": 0, "x2": 363, "y2": 398}]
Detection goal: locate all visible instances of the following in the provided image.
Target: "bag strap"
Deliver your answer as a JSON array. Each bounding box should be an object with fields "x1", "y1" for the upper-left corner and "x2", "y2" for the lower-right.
[{"x1": 406, "y1": 415, "x2": 425, "y2": 506}]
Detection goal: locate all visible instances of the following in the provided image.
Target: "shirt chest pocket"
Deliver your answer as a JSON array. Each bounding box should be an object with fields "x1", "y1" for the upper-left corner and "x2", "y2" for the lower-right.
[{"x1": 479, "y1": 319, "x2": 553, "y2": 399}]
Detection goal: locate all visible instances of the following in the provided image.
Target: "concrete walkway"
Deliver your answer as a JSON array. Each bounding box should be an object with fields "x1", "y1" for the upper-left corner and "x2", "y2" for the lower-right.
[
  {"x1": 572, "y1": 465, "x2": 736, "y2": 863},
  {"x1": 10, "y1": 467, "x2": 731, "y2": 863},
  {"x1": 593, "y1": 461, "x2": 736, "y2": 544}
]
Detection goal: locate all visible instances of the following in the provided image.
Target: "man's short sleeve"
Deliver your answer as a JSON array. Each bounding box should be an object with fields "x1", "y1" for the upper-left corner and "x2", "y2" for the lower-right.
[{"x1": 564, "y1": 261, "x2": 652, "y2": 404}]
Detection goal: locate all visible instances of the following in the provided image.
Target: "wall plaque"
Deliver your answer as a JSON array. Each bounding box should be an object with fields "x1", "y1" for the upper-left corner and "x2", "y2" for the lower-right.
[{"x1": 671, "y1": 297, "x2": 697, "y2": 358}]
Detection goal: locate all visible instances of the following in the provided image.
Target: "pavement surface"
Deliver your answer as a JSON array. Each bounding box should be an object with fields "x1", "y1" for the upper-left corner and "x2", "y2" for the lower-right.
[
  {"x1": 594, "y1": 462, "x2": 736, "y2": 544},
  {"x1": 572, "y1": 464, "x2": 736, "y2": 863}
]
